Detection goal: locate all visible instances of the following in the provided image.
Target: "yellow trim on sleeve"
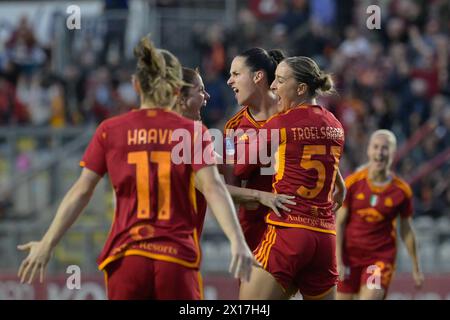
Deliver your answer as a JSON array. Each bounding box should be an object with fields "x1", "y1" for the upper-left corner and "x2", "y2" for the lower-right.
[
  {"x1": 393, "y1": 177, "x2": 413, "y2": 198},
  {"x1": 103, "y1": 270, "x2": 109, "y2": 297}
]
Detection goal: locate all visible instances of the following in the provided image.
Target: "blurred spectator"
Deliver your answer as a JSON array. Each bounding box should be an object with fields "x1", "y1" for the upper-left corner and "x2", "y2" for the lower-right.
[
  {"x1": 248, "y1": 0, "x2": 282, "y2": 21},
  {"x1": 275, "y1": 0, "x2": 309, "y2": 34},
  {"x1": 5, "y1": 16, "x2": 46, "y2": 75},
  {"x1": 339, "y1": 25, "x2": 371, "y2": 58},
  {"x1": 310, "y1": 0, "x2": 336, "y2": 27},
  {"x1": 0, "y1": 74, "x2": 29, "y2": 125},
  {"x1": 99, "y1": 0, "x2": 129, "y2": 65}
]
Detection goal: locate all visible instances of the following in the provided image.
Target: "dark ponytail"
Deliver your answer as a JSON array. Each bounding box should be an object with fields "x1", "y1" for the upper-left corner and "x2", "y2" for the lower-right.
[{"x1": 239, "y1": 47, "x2": 286, "y2": 85}]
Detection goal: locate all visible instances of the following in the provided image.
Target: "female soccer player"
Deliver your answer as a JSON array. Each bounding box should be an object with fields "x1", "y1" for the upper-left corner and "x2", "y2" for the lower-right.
[
  {"x1": 16, "y1": 36, "x2": 255, "y2": 300},
  {"x1": 224, "y1": 47, "x2": 287, "y2": 251},
  {"x1": 238, "y1": 56, "x2": 345, "y2": 300},
  {"x1": 174, "y1": 67, "x2": 296, "y2": 235},
  {"x1": 336, "y1": 130, "x2": 424, "y2": 300}
]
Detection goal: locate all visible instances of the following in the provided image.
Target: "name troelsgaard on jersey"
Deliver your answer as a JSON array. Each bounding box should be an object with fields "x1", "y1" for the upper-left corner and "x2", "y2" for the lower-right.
[{"x1": 291, "y1": 126, "x2": 344, "y2": 141}]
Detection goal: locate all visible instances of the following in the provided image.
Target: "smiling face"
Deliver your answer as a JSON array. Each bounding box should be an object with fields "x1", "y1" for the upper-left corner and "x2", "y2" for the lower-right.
[
  {"x1": 181, "y1": 74, "x2": 209, "y2": 120},
  {"x1": 367, "y1": 134, "x2": 395, "y2": 173},
  {"x1": 270, "y1": 61, "x2": 305, "y2": 111},
  {"x1": 227, "y1": 56, "x2": 258, "y2": 106}
]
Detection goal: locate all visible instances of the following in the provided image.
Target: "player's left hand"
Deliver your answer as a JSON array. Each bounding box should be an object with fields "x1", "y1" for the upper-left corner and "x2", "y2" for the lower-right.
[
  {"x1": 17, "y1": 241, "x2": 53, "y2": 284},
  {"x1": 412, "y1": 269, "x2": 424, "y2": 288}
]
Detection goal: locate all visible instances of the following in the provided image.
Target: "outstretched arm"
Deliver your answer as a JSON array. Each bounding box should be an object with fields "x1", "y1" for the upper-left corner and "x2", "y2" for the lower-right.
[
  {"x1": 195, "y1": 165, "x2": 257, "y2": 282},
  {"x1": 399, "y1": 217, "x2": 424, "y2": 288},
  {"x1": 17, "y1": 168, "x2": 101, "y2": 283}
]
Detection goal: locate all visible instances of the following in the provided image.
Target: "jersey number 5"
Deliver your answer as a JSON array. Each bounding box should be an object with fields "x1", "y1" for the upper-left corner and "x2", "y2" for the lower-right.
[
  {"x1": 128, "y1": 151, "x2": 171, "y2": 220},
  {"x1": 297, "y1": 145, "x2": 341, "y2": 199}
]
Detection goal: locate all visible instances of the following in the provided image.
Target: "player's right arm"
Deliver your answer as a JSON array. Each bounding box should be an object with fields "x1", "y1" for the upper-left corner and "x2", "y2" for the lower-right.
[
  {"x1": 17, "y1": 168, "x2": 101, "y2": 284},
  {"x1": 195, "y1": 165, "x2": 257, "y2": 282},
  {"x1": 336, "y1": 205, "x2": 350, "y2": 281}
]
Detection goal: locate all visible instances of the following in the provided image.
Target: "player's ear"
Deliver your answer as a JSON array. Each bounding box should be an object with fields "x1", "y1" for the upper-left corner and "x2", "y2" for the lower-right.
[
  {"x1": 253, "y1": 70, "x2": 264, "y2": 84},
  {"x1": 297, "y1": 83, "x2": 307, "y2": 96}
]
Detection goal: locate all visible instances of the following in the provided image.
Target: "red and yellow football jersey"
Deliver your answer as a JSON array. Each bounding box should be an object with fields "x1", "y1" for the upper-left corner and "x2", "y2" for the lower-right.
[
  {"x1": 265, "y1": 105, "x2": 344, "y2": 233},
  {"x1": 224, "y1": 106, "x2": 272, "y2": 249},
  {"x1": 342, "y1": 168, "x2": 413, "y2": 266},
  {"x1": 80, "y1": 108, "x2": 215, "y2": 271},
  {"x1": 235, "y1": 105, "x2": 345, "y2": 234}
]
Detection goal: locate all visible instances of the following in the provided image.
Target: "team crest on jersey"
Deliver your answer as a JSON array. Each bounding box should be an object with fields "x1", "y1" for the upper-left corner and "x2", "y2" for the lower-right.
[
  {"x1": 238, "y1": 133, "x2": 249, "y2": 141},
  {"x1": 370, "y1": 194, "x2": 378, "y2": 207}
]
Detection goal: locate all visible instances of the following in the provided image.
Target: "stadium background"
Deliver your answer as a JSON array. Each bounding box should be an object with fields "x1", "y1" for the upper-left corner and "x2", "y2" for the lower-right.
[{"x1": 0, "y1": 0, "x2": 448, "y2": 299}]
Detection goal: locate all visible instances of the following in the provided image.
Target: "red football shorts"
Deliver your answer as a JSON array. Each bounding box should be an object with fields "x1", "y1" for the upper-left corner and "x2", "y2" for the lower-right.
[
  {"x1": 337, "y1": 260, "x2": 395, "y2": 294},
  {"x1": 103, "y1": 255, "x2": 203, "y2": 300},
  {"x1": 254, "y1": 225, "x2": 338, "y2": 298},
  {"x1": 239, "y1": 208, "x2": 267, "y2": 251}
]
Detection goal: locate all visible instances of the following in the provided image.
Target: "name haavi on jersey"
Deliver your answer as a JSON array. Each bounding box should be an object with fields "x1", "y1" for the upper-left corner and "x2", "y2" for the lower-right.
[
  {"x1": 128, "y1": 128, "x2": 174, "y2": 145},
  {"x1": 291, "y1": 126, "x2": 344, "y2": 141}
]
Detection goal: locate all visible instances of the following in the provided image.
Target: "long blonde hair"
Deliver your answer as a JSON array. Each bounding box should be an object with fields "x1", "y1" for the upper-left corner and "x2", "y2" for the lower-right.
[{"x1": 133, "y1": 36, "x2": 184, "y2": 108}]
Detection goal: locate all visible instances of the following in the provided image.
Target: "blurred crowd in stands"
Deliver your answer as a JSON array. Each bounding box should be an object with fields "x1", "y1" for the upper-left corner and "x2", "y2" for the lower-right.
[{"x1": 0, "y1": 0, "x2": 449, "y2": 218}]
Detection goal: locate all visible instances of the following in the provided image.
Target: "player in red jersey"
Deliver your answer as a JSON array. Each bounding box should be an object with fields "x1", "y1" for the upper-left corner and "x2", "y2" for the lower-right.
[
  {"x1": 224, "y1": 47, "x2": 287, "y2": 251},
  {"x1": 174, "y1": 67, "x2": 296, "y2": 235},
  {"x1": 336, "y1": 130, "x2": 424, "y2": 300},
  {"x1": 238, "y1": 56, "x2": 345, "y2": 300},
  {"x1": 16, "y1": 36, "x2": 255, "y2": 300}
]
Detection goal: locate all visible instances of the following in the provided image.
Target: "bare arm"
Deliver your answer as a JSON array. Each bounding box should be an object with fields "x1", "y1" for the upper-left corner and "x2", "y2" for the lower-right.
[
  {"x1": 195, "y1": 165, "x2": 256, "y2": 281},
  {"x1": 226, "y1": 184, "x2": 295, "y2": 217},
  {"x1": 399, "y1": 217, "x2": 424, "y2": 287},
  {"x1": 332, "y1": 169, "x2": 346, "y2": 212},
  {"x1": 17, "y1": 168, "x2": 101, "y2": 283},
  {"x1": 336, "y1": 206, "x2": 350, "y2": 281}
]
